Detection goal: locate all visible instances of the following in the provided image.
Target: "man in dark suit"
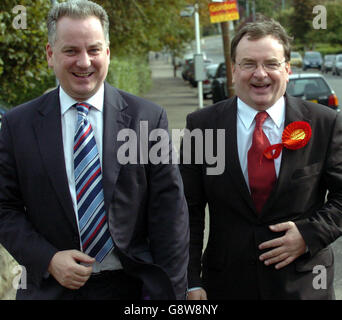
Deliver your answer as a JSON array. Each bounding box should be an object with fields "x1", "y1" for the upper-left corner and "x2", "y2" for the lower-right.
[
  {"x1": 0, "y1": 0, "x2": 188, "y2": 300},
  {"x1": 181, "y1": 18, "x2": 342, "y2": 300}
]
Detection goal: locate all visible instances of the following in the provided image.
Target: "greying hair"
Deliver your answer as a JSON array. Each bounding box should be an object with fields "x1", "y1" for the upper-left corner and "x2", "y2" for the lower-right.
[
  {"x1": 47, "y1": 0, "x2": 110, "y2": 46},
  {"x1": 231, "y1": 18, "x2": 293, "y2": 63}
]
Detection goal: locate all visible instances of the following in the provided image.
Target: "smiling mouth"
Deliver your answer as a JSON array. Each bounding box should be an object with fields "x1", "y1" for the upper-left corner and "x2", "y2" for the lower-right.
[
  {"x1": 251, "y1": 83, "x2": 271, "y2": 89},
  {"x1": 72, "y1": 72, "x2": 94, "y2": 78}
]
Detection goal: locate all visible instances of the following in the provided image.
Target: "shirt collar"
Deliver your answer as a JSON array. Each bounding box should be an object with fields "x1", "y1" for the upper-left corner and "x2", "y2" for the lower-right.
[
  {"x1": 237, "y1": 96, "x2": 285, "y2": 129},
  {"x1": 59, "y1": 84, "x2": 104, "y2": 115}
]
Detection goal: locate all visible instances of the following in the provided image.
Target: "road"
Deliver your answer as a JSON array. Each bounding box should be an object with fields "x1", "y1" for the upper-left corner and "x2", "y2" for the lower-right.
[{"x1": 188, "y1": 35, "x2": 342, "y2": 299}]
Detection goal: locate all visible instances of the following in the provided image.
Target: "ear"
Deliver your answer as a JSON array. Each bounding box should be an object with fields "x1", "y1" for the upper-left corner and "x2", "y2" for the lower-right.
[
  {"x1": 284, "y1": 62, "x2": 291, "y2": 82},
  {"x1": 46, "y1": 43, "x2": 54, "y2": 68},
  {"x1": 232, "y1": 63, "x2": 236, "y2": 84},
  {"x1": 106, "y1": 46, "x2": 110, "y2": 63}
]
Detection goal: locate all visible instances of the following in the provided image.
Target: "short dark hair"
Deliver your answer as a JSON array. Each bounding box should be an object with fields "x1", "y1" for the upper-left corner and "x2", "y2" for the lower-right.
[{"x1": 230, "y1": 18, "x2": 293, "y2": 63}]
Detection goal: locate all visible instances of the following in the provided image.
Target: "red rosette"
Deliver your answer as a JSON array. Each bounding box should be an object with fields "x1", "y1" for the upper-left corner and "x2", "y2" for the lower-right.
[{"x1": 264, "y1": 121, "x2": 312, "y2": 160}]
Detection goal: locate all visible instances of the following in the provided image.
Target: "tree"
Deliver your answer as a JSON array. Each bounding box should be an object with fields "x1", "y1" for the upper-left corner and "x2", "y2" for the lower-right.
[
  {"x1": 288, "y1": 0, "x2": 316, "y2": 47},
  {"x1": 0, "y1": 0, "x2": 212, "y2": 106},
  {"x1": 99, "y1": 0, "x2": 211, "y2": 57},
  {"x1": 0, "y1": 0, "x2": 54, "y2": 106}
]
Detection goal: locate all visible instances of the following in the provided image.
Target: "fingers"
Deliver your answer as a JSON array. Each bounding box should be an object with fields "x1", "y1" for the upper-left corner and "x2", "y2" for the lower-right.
[
  {"x1": 269, "y1": 221, "x2": 294, "y2": 232},
  {"x1": 258, "y1": 221, "x2": 306, "y2": 270},
  {"x1": 72, "y1": 250, "x2": 96, "y2": 265},
  {"x1": 258, "y1": 237, "x2": 284, "y2": 251},
  {"x1": 48, "y1": 250, "x2": 95, "y2": 290}
]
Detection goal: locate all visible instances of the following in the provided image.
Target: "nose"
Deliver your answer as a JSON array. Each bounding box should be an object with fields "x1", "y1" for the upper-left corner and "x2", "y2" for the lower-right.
[
  {"x1": 76, "y1": 51, "x2": 91, "y2": 68},
  {"x1": 253, "y1": 64, "x2": 268, "y2": 78}
]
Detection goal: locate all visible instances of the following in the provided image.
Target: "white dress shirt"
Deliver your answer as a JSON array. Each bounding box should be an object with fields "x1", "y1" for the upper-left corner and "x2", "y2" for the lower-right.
[
  {"x1": 59, "y1": 85, "x2": 122, "y2": 272},
  {"x1": 236, "y1": 97, "x2": 285, "y2": 190}
]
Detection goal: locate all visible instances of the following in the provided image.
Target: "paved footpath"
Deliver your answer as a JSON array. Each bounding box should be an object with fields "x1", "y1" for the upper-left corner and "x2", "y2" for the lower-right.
[
  {"x1": 143, "y1": 57, "x2": 342, "y2": 300},
  {"x1": 143, "y1": 58, "x2": 211, "y2": 132}
]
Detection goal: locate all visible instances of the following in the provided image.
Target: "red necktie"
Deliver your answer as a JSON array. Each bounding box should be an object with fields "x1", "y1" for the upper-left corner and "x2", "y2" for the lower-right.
[{"x1": 247, "y1": 111, "x2": 276, "y2": 213}]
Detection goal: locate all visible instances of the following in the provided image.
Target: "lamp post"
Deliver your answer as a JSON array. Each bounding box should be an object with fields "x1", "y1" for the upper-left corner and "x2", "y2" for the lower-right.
[
  {"x1": 194, "y1": 3, "x2": 204, "y2": 109},
  {"x1": 181, "y1": 3, "x2": 204, "y2": 109}
]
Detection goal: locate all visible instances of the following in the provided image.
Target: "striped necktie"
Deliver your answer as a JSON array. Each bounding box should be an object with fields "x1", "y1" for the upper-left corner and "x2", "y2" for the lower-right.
[{"x1": 74, "y1": 102, "x2": 114, "y2": 262}]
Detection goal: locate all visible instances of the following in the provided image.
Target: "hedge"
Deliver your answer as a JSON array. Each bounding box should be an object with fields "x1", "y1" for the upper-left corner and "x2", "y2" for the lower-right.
[{"x1": 3, "y1": 55, "x2": 152, "y2": 108}]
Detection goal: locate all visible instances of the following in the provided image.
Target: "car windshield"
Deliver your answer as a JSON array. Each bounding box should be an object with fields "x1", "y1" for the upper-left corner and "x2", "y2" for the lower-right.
[
  {"x1": 325, "y1": 55, "x2": 335, "y2": 61},
  {"x1": 338, "y1": 56, "x2": 342, "y2": 62},
  {"x1": 217, "y1": 64, "x2": 226, "y2": 77},
  {"x1": 207, "y1": 66, "x2": 218, "y2": 77},
  {"x1": 286, "y1": 77, "x2": 330, "y2": 97},
  {"x1": 305, "y1": 52, "x2": 321, "y2": 59},
  {"x1": 291, "y1": 52, "x2": 300, "y2": 58}
]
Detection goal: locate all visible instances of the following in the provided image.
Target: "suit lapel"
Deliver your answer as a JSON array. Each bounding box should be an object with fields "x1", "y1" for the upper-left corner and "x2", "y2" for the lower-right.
[
  {"x1": 33, "y1": 88, "x2": 77, "y2": 231},
  {"x1": 102, "y1": 82, "x2": 131, "y2": 215},
  {"x1": 217, "y1": 98, "x2": 256, "y2": 214},
  {"x1": 261, "y1": 94, "x2": 312, "y2": 217}
]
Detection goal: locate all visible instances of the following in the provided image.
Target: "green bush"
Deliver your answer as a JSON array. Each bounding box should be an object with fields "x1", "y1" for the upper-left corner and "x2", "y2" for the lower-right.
[
  {"x1": 106, "y1": 55, "x2": 151, "y2": 96},
  {"x1": 5, "y1": 55, "x2": 152, "y2": 108}
]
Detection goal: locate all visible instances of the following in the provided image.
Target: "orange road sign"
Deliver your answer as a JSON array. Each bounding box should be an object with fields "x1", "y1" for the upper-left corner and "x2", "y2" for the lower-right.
[{"x1": 208, "y1": 0, "x2": 240, "y2": 23}]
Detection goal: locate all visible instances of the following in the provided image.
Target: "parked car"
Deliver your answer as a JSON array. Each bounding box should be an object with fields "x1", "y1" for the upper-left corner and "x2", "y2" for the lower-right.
[
  {"x1": 332, "y1": 54, "x2": 342, "y2": 76},
  {"x1": 321, "y1": 54, "x2": 335, "y2": 73},
  {"x1": 290, "y1": 51, "x2": 303, "y2": 69},
  {"x1": 181, "y1": 58, "x2": 193, "y2": 81},
  {"x1": 203, "y1": 63, "x2": 219, "y2": 99},
  {"x1": 302, "y1": 51, "x2": 323, "y2": 70},
  {"x1": 211, "y1": 62, "x2": 228, "y2": 103},
  {"x1": 286, "y1": 73, "x2": 338, "y2": 110}
]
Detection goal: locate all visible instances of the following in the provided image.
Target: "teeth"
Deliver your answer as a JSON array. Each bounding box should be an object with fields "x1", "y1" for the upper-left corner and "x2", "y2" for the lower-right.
[{"x1": 74, "y1": 72, "x2": 92, "y2": 77}]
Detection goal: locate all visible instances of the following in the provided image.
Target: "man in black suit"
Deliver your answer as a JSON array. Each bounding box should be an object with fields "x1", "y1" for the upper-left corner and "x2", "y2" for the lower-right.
[
  {"x1": 0, "y1": 0, "x2": 188, "y2": 300},
  {"x1": 181, "y1": 18, "x2": 342, "y2": 300}
]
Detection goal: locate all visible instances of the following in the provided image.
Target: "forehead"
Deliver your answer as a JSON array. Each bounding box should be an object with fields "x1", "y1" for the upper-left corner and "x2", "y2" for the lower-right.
[
  {"x1": 236, "y1": 35, "x2": 285, "y2": 60},
  {"x1": 55, "y1": 16, "x2": 106, "y2": 44}
]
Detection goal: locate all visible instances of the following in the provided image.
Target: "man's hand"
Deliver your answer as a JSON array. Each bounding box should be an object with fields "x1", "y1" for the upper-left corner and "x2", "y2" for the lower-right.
[
  {"x1": 258, "y1": 221, "x2": 306, "y2": 269},
  {"x1": 48, "y1": 250, "x2": 95, "y2": 290},
  {"x1": 187, "y1": 288, "x2": 207, "y2": 300}
]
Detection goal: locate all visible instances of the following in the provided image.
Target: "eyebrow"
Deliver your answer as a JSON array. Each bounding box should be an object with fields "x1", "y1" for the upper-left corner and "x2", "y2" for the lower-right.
[
  {"x1": 240, "y1": 58, "x2": 281, "y2": 62},
  {"x1": 61, "y1": 42, "x2": 104, "y2": 50}
]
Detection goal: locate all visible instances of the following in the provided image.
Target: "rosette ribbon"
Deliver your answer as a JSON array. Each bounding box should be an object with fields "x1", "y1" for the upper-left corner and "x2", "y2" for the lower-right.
[{"x1": 263, "y1": 121, "x2": 312, "y2": 160}]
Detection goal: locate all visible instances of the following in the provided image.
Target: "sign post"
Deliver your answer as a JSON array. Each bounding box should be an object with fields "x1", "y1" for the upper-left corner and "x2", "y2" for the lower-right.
[
  {"x1": 194, "y1": 3, "x2": 204, "y2": 109},
  {"x1": 208, "y1": 0, "x2": 239, "y2": 99},
  {"x1": 181, "y1": 4, "x2": 204, "y2": 109}
]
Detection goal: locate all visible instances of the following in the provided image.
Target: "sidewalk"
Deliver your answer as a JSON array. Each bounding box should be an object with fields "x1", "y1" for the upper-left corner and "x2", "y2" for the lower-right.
[
  {"x1": 143, "y1": 59, "x2": 212, "y2": 131},
  {"x1": 143, "y1": 58, "x2": 212, "y2": 251}
]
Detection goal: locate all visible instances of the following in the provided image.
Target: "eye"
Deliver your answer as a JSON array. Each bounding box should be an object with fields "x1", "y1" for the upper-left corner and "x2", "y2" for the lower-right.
[
  {"x1": 242, "y1": 62, "x2": 256, "y2": 69},
  {"x1": 89, "y1": 48, "x2": 101, "y2": 54},
  {"x1": 265, "y1": 62, "x2": 279, "y2": 69},
  {"x1": 64, "y1": 49, "x2": 76, "y2": 55}
]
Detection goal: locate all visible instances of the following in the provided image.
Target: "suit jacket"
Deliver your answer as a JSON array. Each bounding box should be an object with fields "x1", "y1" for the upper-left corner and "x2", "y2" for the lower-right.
[
  {"x1": 180, "y1": 94, "x2": 342, "y2": 299},
  {"x1": 0, "y1": 82, "x2": 189, "y2": 300}
]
